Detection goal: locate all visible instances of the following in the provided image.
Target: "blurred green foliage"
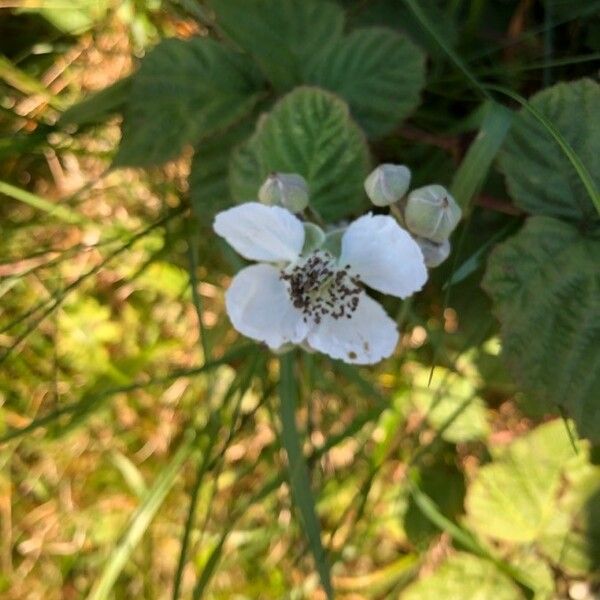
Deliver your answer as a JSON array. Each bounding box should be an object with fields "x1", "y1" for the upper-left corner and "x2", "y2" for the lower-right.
[{"x1": 1, "y1": 0, "x2": 599, "y2": 599}]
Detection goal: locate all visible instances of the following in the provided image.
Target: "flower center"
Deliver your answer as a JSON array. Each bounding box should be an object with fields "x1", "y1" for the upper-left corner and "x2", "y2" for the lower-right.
[{"x1": 280, "y1": 250, "x2": 362, "y2": 325}]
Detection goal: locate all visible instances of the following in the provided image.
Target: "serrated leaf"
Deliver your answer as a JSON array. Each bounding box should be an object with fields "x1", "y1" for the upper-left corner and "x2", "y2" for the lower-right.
[
  {"x1": 189, "y1": 116, "x2": 255, "y2": 218},
  {"x1": 402, "y1": 553, "x2": 523, "y2": 600},
  {"x1": 210, "y1": 0, "x2": 344, "y2": 92},
  {"x1": 483, "y1": 216, "x2": 600, "y2": 441},
  {"x1": 229, "y1": 87, "x2": 370, "y2": 222},
  {"x1": 538, "y1": 456, "x2": 600, "y2": 576},
  {"x1": 305, "y1": 28, "x2": 425, "y2": 137},
  {"x1": 411, "y1": 367, "x2": 490, "y2": 443},
  {"x1": 498, "y1": 79, "x2": 600, "y2": 220},
  {"x1": 115, "y1": 37, "x2": 263, "y2": 167},
  {"x1": 465, "y1": 420, "x2": 578, "y2": 543},
  {"x1": 510, "y1": 554, "x2": 555, "y2": 600}
]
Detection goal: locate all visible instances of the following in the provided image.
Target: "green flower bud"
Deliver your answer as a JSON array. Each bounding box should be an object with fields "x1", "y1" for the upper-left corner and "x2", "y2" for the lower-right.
[
  {"x1": 364, "y1": 164, "x2": 411, "y2": 207},
  {"x1": 414, "y1": 236, "x2": 451, "y2": 268},
  {"x1": 258, "y1": 172, "x2": 309, "y2": 212},
  {"x1": 404, "y1": 185, "x2": 461, "y2": 243}
]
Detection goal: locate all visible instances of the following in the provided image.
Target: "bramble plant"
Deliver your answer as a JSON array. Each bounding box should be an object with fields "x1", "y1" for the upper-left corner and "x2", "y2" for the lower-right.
[{"x1": 1, "y1": 0, "x2": 599, "y2": 598}]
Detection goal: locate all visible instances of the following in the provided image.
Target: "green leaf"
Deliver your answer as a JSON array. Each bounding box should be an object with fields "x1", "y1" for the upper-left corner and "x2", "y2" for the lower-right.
[
  {"x1": 411, "y1": 367, "x2": 490, "y2": 443},
  {"x1": 538, "y1": 455, "x2": 600, "y2": 576},
  {"x1": 60, "y1": 77, "x2": 131, "y2": 127},
  {"x1": 279, "y1": 354, "x2": 333, "y2": 599},
  {"x1": 305, "y1": 28, "x2": 425, "y2": 137},
  {"x1": 87, "y1": 430, "x2": 196, "y2": 600},
  {"x1": 510, "y1": 553, "x2": 555, "y2": 600},
  {"x1": 402, "y1": 553, "x2": 523, "y2": 600},
  {"x1": 465, "y1": 420, "x2": 578, "y2": 543},
  {"x1": 189, "y1": 116, "x2": 256, "y2": 218},
  {"x1": 497, "y1": 79, "x2": 600, "y2": 220},
  {"x1": 407, "y1": 476, "x2": 538, "y2": 592},
  {"x1": 483, "y1": 216, "x2": 600, "y2": 441},
  {"x1": 210, "y1": 0, "x2": 344, "y2": 92},
  {"x1": 229, "y1": 87, "x2": 370, "y2": 222},
  {"x1": 115, "y1": 37, "x2": 264, "y2": 167}
]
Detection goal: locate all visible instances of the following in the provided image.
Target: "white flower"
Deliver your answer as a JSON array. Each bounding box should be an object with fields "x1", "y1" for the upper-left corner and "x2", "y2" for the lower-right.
[{"x1": 213, "y1": 202, "x2": 427, "y2": 364}]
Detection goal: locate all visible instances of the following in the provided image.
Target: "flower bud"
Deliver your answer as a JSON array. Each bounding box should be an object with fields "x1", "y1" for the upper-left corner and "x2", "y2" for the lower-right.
[
  {"x1": 404, "y1": 185, "x2": 461, "y2": 243},
  {"x1": 414, "y1": 236, "x2": 451, "y2": 268},
  {"x1": 258, "y1": 172, "x2": 309, "y2": 212},
  {"x1": 364, "y1": 164, "x2": 411, "y2": 207}
]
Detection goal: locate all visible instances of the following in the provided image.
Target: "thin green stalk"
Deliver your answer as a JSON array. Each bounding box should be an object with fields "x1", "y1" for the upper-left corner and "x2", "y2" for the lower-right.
[
  {"x1": 407, "y1": 475, "x2": 538, "y2": 593},
  {"x1": 279, "y1": 353, "x2": 333, "y2": 599},
  {"x1": 86, "y1": 429, "x2": 197, "y2": 600},
  {"x1": 402, "y1": 0, "x2": 491, "y2": 99},
  {"x1": 443, "y1": 220, "x2": 520, "y2": 290},
  {"x1": 466, "y1": 0, "x2": 600, "y2": 63},
  {"x1": 0, "y1": 344, "x2": 252, "y2": 444},
  {"x1": 0, "y1": 180, "x2": 89, "y2": 225},
  {"x1": 191, "y1": 392, "x2": 393, "y2": 598},
  {"x1": 450, "y1": 101, "x2": 514, "y2": 214},
  {"x1": 186, "y1": 227, "x2": 211, "y2": 362},
  {"x1": 171, "y1": 424, "x2": 220, "y2": 600},
  {"x1": 430, "y1": 53, "x2": 600, "y2": 84},
  {"x1": 0, "y1": 54, "x2": 66, "y2": 110},
  {"x1": 0, "y1": 207, "x2": 186, "y2": 364},
  {"x1": 543, "y1": 1, "x2": 554, "y2": 87},
  {"x1": 174, "y1": 352, "x2": 264, "y2": 599}
]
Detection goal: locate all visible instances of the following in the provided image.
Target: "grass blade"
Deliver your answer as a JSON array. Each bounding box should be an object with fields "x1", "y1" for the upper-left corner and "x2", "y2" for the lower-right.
[
  {"x1": 173, "y1": 427, "x2": 219, "y2": 600},
  {"x1": 402, "y1": 0, "x2": 490, "y2": 99},
  {"x1": 443, "y1": 221, "x2": 519, "y2": 289},
  {"x1": 0, "y1": 180, "x2": 89, "y2": 225},
  {"x1": 0, "y1": 344, "x2": 252, "y2": 444},
  {"x1": 191, "y1": 385, "x2": 391, "y2": 598},
  {"x1": 0, "y1": 54, "x2": 65, "y2": 110},
  {"x1": 279, "y1": 353, "x2": 333, "y2": 599},
  {"x1": 407, "y1": 473, "x2": 538, "y2": 593},
  {"x1": 450, "y1": 101, "x2": 514, "y2": 213},
  {"x1": 0, "y1": 207, "x2": 185, "y2": 365},
  {"x1": 86, "y1": 429, "x2": 197, "y2": 600},
  {"x1": 173, "y1": 354, "x2": 261, "y2": 599}
]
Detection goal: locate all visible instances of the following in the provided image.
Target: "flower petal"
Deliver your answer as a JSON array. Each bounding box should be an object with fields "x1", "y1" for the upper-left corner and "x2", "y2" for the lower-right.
[
  {"x1": 225, "y1": 264, "x2": 309, "y2": 349},
  {"x1": 307, "y1": 293, "x2": 398, "y2": 364},
  {"x1": 213, "y1": 202, "x2": 305, "y2": 262},
  {"x1": 340, "y1": 213, "x2": 427, "y2": 298}
]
